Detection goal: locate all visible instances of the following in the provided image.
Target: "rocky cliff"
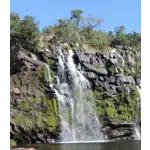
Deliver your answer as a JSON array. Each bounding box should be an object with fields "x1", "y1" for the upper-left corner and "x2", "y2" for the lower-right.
[{"x1": 10, "y1": 40, "x2": 141, "y2": 144}]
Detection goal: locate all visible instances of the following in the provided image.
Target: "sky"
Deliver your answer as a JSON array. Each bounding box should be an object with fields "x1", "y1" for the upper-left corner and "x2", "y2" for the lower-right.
[{"x1": 10, "y1": 0, "x2": 141, "y2": 33}]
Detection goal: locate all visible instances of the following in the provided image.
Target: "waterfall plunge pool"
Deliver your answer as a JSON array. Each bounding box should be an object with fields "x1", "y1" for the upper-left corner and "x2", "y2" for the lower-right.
[{"x1": 17, "y1": 140, "x2": 141, "y2": 150}]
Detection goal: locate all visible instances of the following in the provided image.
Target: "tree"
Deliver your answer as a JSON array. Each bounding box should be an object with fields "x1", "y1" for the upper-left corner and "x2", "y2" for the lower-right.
[
  {"x1": 115, "y1": 26, "x2": 126, "y2": 35},
  {"x1": 80, "y1": 16, "x2": 103, "y2": 42},
  {"x1": 71, "y1": 9, "x2": 83, "y2": 27},
  {"x1": 54, "y1": 19, "x2": 78, "y2": 43},
  {"x1": 10, "y1": 13, "x2": 20, "y2": 43},
  {"x1": 114, "y1": 26, "x2": 127, "y2": 45},
  {"x1": 86, "y1": 17, "x2": 102, "y2": 30},
  {"x1": 42, "y1": 26, "x2": 55, "y2": 35},
  {"x1": 107, "y1": 31, "x2": 115, "y2": 42},
  {"x1": 10, "y1": 13, "x2": 40, "y2": 52}
]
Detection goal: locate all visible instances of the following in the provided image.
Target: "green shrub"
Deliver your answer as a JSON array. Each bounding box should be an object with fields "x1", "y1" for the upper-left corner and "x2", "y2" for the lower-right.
[
  {"x1": 10, "y1": 13, "x2": 40, "y2": 52},
  {"x1": 10, "y1": 139, "x2": 16, "y2": 148},
  {"x1": 87, "y1": 30, "x2": 109, "y2": 50}
]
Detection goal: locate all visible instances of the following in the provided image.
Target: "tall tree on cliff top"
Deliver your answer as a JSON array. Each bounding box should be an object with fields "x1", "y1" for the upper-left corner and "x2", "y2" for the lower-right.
[{"x1": 71, "y1": 9, "x2": 83, "y2": 27}]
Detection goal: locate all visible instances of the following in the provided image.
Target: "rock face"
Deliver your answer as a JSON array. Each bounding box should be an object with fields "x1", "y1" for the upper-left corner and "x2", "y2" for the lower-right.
[{"x1": 10, "y1": 42, "x2": 141, "y2": 144}]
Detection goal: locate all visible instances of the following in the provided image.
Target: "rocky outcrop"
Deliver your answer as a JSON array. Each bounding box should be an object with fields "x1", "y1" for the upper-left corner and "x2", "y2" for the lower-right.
[
  {"x1": 10, "y1": 49, "x2": 61, "y2": 144},
  {"x1": 10, "y1": 41, "x2": 141, "y2": 144},
  {"x1": 72, "y1": 47, "x2": 140, "y2": 140}
]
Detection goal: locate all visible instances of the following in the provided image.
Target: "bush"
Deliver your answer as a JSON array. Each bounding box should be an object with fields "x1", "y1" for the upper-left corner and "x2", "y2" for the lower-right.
[
  {"x1": 87, "y1": 30, "x2": 109, "y2": 50},
  {"x1": 10, "y1": 13, "x2": 40, "y2": 52}
]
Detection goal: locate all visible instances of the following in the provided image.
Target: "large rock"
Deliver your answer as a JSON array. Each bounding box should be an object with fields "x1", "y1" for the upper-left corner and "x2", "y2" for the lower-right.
[{"x1": 102, "y1": 121, "x2": 137, "y2": 140}]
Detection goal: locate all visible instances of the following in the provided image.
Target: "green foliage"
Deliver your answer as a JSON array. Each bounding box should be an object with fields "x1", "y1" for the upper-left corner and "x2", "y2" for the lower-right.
[
  {"x1": 11, "y1": 10, "x2": 141, "y2": 53},
  {"x1": 42, "y1": 25, "x2": 55, "y2": 35},
  {"x1": 93, "y1": 87, "x2": 140, "y2": 121},
  {"x1": 11, "y1": 95, "x2": 58, "y2": 132},
  {"x1": 38, "y1": 65, "x2": 50, "y2": 83},
  {"x1": 87, "y1": 30, "x2": 109, "y2": 50},
  {"x1": 10, "y1": 139, "x2": 16, "y2": 148},
  {"x1": 106, "y1": 107, "x2": 116, "y2": 117},
  {"x1": 45, "y1": 57, "x2": 56, "y2": 66},
  {"x1": 55, "y1": 18, "x2": 79, "y2": 43},
  {"x1": 71, "y1": 9, "x2": 83, "y2": 27},
  {"x1": 10, "y1": 12, "x2": 40, "y2": 52},
  {"x1": 44, "y1": 96, "x2": 58, "y2": 127}
]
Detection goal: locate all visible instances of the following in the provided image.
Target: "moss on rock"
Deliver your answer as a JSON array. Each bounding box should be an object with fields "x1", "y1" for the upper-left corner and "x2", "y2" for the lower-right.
[{"x1": 93, "y1": 86, "x2": 139, "y2": 121}]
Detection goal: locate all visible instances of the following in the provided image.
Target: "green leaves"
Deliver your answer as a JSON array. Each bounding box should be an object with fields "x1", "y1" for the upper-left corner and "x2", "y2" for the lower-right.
[
  {"x1": 10, "y1": 13, "x2": 40, "y2": 52},
  {"x1": 71, "y1": 9, "x2": 83, "y2": 27},
  {"x1": 88, "y1": 30, "x2": 109, "y2": 50}
]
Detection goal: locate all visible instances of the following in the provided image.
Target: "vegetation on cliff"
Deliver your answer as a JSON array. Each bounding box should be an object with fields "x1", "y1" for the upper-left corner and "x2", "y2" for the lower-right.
[
  {"x1": 93, "y1": 86, "x2": 140, "y2": 122},
  {"x1": 10, "y1": 9, "x2": 141, "y2": 52}
]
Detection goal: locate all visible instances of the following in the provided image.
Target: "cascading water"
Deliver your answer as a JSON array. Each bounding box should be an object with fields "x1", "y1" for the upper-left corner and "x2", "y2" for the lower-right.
[
  {"x1": 130, "y1": 86, "x2": 141, "y2": 140},
  {"x1": 133, "y1": 86, "x2": 141, "y2": 140},
  {"x1": 53, "y1": 49, "x2": 103, "y2": 142},
  {"x1": 44, "y1": 49, "x2": 141, "y2": 142}
]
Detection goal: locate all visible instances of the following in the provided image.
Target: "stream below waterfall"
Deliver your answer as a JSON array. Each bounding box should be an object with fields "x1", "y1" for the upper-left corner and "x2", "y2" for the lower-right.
[{"x1": 18, "y1": 140, "x2": 141, "y2": 150}]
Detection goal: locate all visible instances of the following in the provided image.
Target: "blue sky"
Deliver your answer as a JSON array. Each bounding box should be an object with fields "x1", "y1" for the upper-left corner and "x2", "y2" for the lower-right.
[{"x1": 10, "y1": 0, "x2": 141, "y2": 33}]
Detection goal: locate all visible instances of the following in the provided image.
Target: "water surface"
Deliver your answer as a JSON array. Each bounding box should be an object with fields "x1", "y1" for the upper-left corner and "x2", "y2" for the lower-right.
[{"x1": 19, "y1": 140, "x2": 141, "y2": 150}]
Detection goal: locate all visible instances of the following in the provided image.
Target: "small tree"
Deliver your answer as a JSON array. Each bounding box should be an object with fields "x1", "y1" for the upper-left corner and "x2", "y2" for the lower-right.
[
  {"x1": 71, "y1": 9, "x2": 83, "y2": 27},
  {"x1": 114, "y1": 26, "x2": 127, "y2": 45}
]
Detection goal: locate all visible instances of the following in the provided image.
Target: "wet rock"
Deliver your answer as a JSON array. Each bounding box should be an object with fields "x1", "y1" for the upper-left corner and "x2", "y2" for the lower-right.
[
  {"x1": 102, "y1": 120, "x2": 136, "y2": 140},
  {"x1": 109, "y1": 130, "x2": 123, "y2": 138}
]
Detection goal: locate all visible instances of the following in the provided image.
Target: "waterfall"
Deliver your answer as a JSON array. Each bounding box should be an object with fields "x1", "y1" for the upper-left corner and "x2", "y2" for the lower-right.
[
  {"x1": 53, "y1": 49, "x2": 103, "y2": 142},
  {"x1": 44, "y1": 49, "x2": 141, "y2": 142},
  {"x1": 44, "y1": 63, "x2": 53, "y2": 86},
  {"x1": 133, "y1": 86, "x2": 141, "y2": 140}
]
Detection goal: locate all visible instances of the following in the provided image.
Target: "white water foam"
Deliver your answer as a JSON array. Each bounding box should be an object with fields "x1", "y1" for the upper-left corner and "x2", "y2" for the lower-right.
[{"x1": 53, "y1": 49, "x2": 103, "y2": 142}]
